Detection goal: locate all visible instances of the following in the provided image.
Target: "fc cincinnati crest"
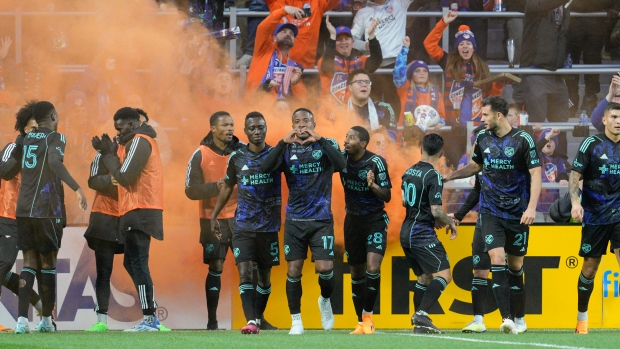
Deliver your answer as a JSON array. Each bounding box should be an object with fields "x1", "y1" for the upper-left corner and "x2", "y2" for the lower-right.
[
  {"x1": 330, "y1": 72, "x2": 348, "y2": 104},
  {"x1": 358, "y1": 170, "x2": 368, "y2": 180},
  {"x1": 504, "y1": 147, "x2": 514, "y2": 157},
  {"x1": 312, "y1": 150, "x2": 322, "y2": 159}
]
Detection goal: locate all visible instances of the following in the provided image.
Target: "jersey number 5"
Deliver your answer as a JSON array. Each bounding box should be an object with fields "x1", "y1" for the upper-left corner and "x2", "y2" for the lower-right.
[{"x1": 22, "y1": 145, "x2": 38, "y2": 169}]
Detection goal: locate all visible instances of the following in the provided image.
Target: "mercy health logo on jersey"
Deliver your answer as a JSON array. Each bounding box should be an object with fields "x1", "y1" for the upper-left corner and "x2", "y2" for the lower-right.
[{"x1": 603, "y1": 270, "x2": 619, "y2": 298}]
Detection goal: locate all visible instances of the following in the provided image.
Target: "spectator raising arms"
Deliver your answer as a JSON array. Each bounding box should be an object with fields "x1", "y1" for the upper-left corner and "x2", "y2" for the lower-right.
[
  {"x1": 424, "y1": 10, "x2": 501, "y2": 127},
  {"x1": 246, "y1": 6, "x2": 306, "y2": 104},
  {"x1": 318, "y1": 17, "x2": 382, "y2": 108},
  {"x1": 265, "y1": 0, "x2": 341, "y2": 69},
  {"x1": 394, "y1": 36, "x2": 445, "y2": 131}
]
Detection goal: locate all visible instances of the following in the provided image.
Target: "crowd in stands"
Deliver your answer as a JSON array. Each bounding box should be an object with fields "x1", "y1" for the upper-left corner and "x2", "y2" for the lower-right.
[{"x1": 1, "y1": 0, "x2": 620, "y2": 224}]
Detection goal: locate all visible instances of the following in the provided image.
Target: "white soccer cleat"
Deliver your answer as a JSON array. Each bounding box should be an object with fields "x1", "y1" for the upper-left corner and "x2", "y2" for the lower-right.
[
  {"x1": 288, "y1": 320, "x2": 304, "y2": 335},
  {"x1": 318, "y1": 296, "x2": 334, "y2": 330},
  {"x1": 462, "y1": 321, "x2": 487, "y2": 333},
  {"x1": 500, "y1": 318, "x2": 518, "y2": 334},
  {"x1": 514, "y1": 317, "x2": 527, "y2": 333}
]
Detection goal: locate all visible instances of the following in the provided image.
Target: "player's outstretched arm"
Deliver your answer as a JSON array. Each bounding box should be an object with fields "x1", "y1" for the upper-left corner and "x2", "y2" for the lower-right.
[
  {"x1": 453, "y1": 175, "x2": 481, "y2": 221},
  {"x1": 184, "y1": 149, "x2": 220, "y2": 200},
  {"x1": 431, "y1": 205, "x2": 457, "y2": 239},
  {"x1": 443, "y1": 161, "x2": 482, "y2": 182},
  {"x1": 48, "y1": 150, "x2": 87, "y2": 210},
  {"x1": 569, "y1": 170, "x2": 583, "y2": 222},
  {"x1": 260, "y1": 140, "x2": 286, "y2": 173}
]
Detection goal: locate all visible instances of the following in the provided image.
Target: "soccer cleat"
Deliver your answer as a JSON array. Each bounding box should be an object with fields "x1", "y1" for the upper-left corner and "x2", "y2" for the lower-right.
[
  {"x1": 318, "y1": 296, "x2": 334, "y2": 330},
  {"x1": 500, "y1": 318, "x2": 518, "y2": 334},
  {"x1": 413, "y1": 326, "x2": 431, "y2": 334},
  {"x1": 462, "y1": 321, "x2": 487, "y2": 333},
  {"x1": 14, "y1": 322, "x2": 30, "y2": 334},
  {"x1": 206, "y1": 321, "x2": 219, "y2": 330},
  {"x1": 124, "y1": 320, "x2": 159, "y2": 332},
  {"x1": 412, "y1": 312, "x2": 442, "y2": 334},
  {"x1": 288, "y1": 321, "x2": 304, "y2": 335},
  {"x1": 349, "y1": 323, "x2": 364, "y2": 335},
  {"x1": 259, "y1": 317, "x2": 278, "y2": 330},
  {"x1": 514, "y1": 317, "x2": 527, "y2": 333},
  {"x1": 362, "y1": 314, "x2": 375, "y2": 334},
  {"x1": 0, "y1": 324, "x2": 13, "y2": 333},
  {"x1": 35, "y1": 320, "x2": 56, "y2": 333},
  {"x1": 158, "y1": 323, "x2": 172, "y2": 332},
  {"x1": 575, "y1": 320, "x2": 588, "y2": 334},
  {"x1": 241, "y1": 321, "x2": 260, "y2": 335},
  {"x1": 85, "y1": 322, "x2": 109, "y2": 332}
]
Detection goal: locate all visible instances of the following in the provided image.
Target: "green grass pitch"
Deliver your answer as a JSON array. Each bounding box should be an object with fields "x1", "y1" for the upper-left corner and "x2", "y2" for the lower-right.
[{"x1": 0, "y1": 329, "x2": 617, "y2": 349}]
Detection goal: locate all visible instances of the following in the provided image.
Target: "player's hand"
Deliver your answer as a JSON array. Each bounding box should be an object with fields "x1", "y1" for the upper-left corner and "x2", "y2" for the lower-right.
[
  {"x1": 284, "y1": 5, "x2": 304, "y2": 20},
  {"x1": 326, "y1": 16, "x2": 336, "y2": 39},
  {"x1": 366, "y1": 169, "x2": 375, "y2": 187},
  {"x1": 435, "y1": 220, "x2": 446, "y2": 229},
  {"x1": 446, "y1": 222, "x2": 458, "y2": 240},
  {"x1": 448, "y1": 213, "x2": 461, "y2": 226},
  {"x1": 571, "y1": 203, "x2": 584, "y2": 222},
  {"x1": 442, "y1": 173, "x2": 452, "y2": 182},
  {"x1": 210, "y1": 219, "x2": 222, "y2": 240},
  {"x1": 402, "y1": 36, "x2": 410, "y2": 48},
  {"x1": 283, "y1": 129, "x2": 301, "y2": 144},
  {"x1": 301, "y1": 129, "x2": 322, "y2": 145},
  {"x1": 76, "y1": 188, "x2": 88, "y2": 211},
  {"x1": 111, "y1": 176, "x2": 118, "y2": 186},
  {"x1": 367, "y1": 18, "x2": 379, "y2": 40},
  {"x1": 0, "y1": 36, "x2": 12, "y2": 60},
  {"x1": 216, "y1": 178, "x2": 225, "y2": 190},
  {"x1": 92, "y1": 135, "x2": 103, "y2": 151},
  {"x1": 443, "y1": 10, "x2": 458, "y2": 24},
  {"x1": 520, "y1": 207, "x2": 536, "y2": 225}
]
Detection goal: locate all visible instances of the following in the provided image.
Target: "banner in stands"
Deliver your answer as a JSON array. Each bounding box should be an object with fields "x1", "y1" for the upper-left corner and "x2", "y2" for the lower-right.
[{"x1": 1, "y1": 225, "x2": 618, "y2": 330}]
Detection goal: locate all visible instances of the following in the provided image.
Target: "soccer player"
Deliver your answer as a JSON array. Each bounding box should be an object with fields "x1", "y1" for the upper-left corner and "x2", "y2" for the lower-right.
[
  {"x1": 444, "y1": 96, "x2": 541, "y2": 334},
  {"x1": 401, "y1": 133, "x2": 457, "y2": 334},
  {"x1": 210, "y1": 112, "x2": 282, "y2": 334},
  {"x1": 0, "y1": 104, "x2": 42, "y2": 332},
  {"x1": 261, "y1": 108, "x2": 346, "y2": 335},
  {"x1": 450, "y1": 174, "x2": 491, "y2": 333},
  {"x1": 82, "y1": 149, "x2": 122, "y2": 331},
  {"x1": 14, "y1": 101, "x2": 88, "y2": 334},
  {"x1": 185, "y1": 111, "x2": 243, "y2": 330},
  {"x1": 340, "y1": 126, "x2": 391, "y2": 334},
  {"x1": 92, "y1": 107, "x2": 163, "y2": 331},
  {"x1": 570, "y1": 102, "x2": 620, "y2": 334}
]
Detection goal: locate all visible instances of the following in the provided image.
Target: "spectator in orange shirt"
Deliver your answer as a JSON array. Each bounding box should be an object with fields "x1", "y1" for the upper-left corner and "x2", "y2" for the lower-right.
[
  {"x1": 265, "y1": 0, "x2": 341, "y2": 69},
  {"x1": 246, "y1": 6, "x2": 306, "y2": 104}
]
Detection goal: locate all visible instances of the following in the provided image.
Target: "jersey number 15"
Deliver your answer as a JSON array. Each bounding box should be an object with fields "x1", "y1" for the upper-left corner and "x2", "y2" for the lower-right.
[{"x1": 22, "y1": 145, "x2": 38, "y2": 169}]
